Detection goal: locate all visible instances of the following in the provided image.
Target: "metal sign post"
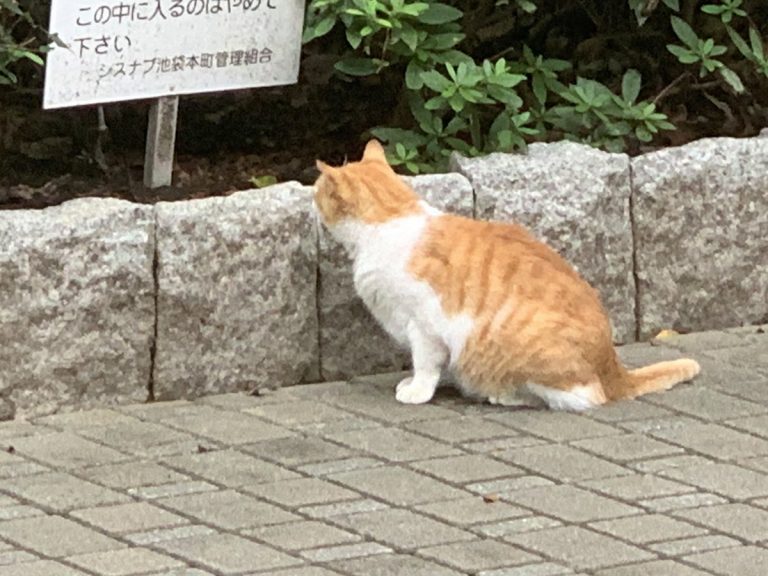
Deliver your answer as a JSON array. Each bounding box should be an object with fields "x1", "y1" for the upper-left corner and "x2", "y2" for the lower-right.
[
  {"x1": 144, "y1": 96, "x2": 179, "y2": 188},
  {"x1": 43, "y1": 0, "x2": 306, "y2": 189}
]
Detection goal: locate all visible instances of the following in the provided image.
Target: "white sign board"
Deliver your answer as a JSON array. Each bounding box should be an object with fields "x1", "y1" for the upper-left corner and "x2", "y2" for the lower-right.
[{"x1": 43, "y1": 0, "x2": 305, "y2": 109}]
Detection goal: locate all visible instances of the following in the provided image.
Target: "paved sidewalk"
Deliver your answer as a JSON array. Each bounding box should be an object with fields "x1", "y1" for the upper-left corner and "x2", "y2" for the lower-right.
[{"x1": 1, "y1": 327, "x2": 767, "y2": 576}]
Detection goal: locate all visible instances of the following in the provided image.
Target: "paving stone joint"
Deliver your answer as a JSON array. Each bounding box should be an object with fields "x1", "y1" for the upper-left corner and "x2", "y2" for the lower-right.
[{"x1": 0, "y1": 328, "x2": 766, "y2": 575}]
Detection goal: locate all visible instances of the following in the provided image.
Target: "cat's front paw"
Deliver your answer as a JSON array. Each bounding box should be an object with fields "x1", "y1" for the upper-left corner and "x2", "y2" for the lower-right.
[
  {"x1": 395, "y1": 377, "x2": 435, "y2": 404},
  {"x1": 396, "y1": 377, "x2": 413, "y2": 393}
]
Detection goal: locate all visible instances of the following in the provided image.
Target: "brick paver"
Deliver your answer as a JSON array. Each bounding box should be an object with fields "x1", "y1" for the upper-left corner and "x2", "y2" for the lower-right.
[{"x1": 0, "y1": 327, "x2": 766, "y2": 575}]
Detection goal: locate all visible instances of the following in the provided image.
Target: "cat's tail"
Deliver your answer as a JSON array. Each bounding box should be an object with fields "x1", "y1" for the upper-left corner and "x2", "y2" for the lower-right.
[{"x1": 610, "y1": 359, "x2": 701, "y2": 400}]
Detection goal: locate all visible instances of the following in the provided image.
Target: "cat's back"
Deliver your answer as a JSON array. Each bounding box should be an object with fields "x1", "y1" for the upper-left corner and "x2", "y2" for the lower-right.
[{"x1": 409, "y1": 213, "x2": 604, "y2": 321}]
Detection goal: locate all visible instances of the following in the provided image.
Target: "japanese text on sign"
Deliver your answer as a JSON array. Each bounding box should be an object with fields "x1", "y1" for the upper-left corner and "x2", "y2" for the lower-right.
[{"x1": 44, "y1": 0, "x2": 305, "y2": 109}]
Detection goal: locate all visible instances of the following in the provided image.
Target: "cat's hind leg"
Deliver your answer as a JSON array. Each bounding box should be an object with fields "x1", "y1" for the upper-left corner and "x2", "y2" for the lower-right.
[
  {"x1": 396, "y1": 321, "x2": 448, "y2": 404},
  {"x1": 523, "y1": 381, "x2": 607, "y2": 412}
]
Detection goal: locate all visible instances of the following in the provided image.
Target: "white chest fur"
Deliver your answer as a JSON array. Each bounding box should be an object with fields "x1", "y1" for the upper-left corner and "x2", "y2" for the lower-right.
[
  {"x1": 331, "y1": 215, "x2": 428, "y2": 346},
  {"x1": 328, "y1": 212, "x2": 473, "y2": 363}
]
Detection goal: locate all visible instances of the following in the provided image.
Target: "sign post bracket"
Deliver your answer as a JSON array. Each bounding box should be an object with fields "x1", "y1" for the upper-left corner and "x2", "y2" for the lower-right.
[{"x1": 143, "y1": 95, "x2": 179, "y2": 189}]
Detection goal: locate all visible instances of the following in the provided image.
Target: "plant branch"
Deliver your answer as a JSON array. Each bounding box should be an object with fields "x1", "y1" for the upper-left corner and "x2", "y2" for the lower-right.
[{"x1": 653, "y1": 71, "x2": 691, "y2": 104}]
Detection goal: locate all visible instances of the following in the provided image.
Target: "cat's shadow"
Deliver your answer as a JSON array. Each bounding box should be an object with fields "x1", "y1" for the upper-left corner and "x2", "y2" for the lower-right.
[{"x1": 431, "y1": 378, "x2": 544, "y2": 413}]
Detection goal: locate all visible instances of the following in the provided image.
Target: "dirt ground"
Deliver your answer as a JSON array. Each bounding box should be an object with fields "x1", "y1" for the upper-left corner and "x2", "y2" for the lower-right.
[
  {"x1": 0, "y1": 147, "x2": 332, "y2": 210},
  {"x1": 0, "y1": 79, "x2": 391, "y2": 210}
]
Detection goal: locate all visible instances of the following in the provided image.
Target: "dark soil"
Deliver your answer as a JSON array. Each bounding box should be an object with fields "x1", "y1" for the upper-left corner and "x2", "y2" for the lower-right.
[
  {"x1": 1, "y1": 146, "x2": 331, "y2": 210},
  {"x1": 0, "y1": 76, "x2": 397, "y2": 210}
]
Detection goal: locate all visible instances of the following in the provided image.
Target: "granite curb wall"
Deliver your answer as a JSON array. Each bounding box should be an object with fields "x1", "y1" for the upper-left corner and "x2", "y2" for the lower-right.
[{"x1": 1, "y1": 136, "x2": 766, "y2": 417}]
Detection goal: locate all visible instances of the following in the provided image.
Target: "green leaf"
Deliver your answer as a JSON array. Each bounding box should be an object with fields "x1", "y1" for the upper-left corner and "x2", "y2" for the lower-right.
[
  {"x1": 458, "y1": 86, "x2": 484, "y2": 103},
  {"x1": 399, "y1": 26, "x2": 419, "y2": 51},
  {"x1": 431, "y1": 49, "x2": 473, "y2": 66},
  {"x1": 656, "y1": 119, "x2": 676, "y2": 130},
  {"x1": 750, "y1": 27, "x2": 765, "y2": 62},
  {"x1": 635, "y1": 125, "x2": 653, "y2": 142},
  {"x1": 417, "y1": 2, "x2": 463, "y2": 24},
  {"x1": 719, "y1": 67, "x2": 745, "y2": 93},
  {"x1": 423, "y1": 32, "x2": 465, "y2": 51},
  {"x1": 641, "y1": 102, "x2": 657, "y2": 115},
  {"x1": 22, "y1": 52, "x2": 44, "y2": 65},
  {"x1": 370, "y1": 127, "x2": 428, "y2": 148},
  {"x1": 334, "y1": 58, "x2": 379, "y2": 76},
  {"x1": 621, "y1": 69, "x2": 642, "y2": 105},
  {"x1": 629, "y1": 0, "x2": 648, "y2": 26},
  {"x1": 445, "y1": 137, "x2": 472, "y2": 154},
  {"x1": 701, "y1": 5, "x2": 725, "y2": 15},
  {"x1": 670, "y1": 16, "x2": 700, "y2": 49},
  {"x1": 446, "y1": 61, "x2": 459, "y2": 82},
  {"x1": 405, "y1": 60, "x2": 424, "y2": 89},
  {"x1": 544, "y1": 58, "x2": 572, "y2": 72},
  {"x1": 487, "y1": 84, "x2": 523, "y2": 107},
  {"x1": 448, "y1": 93, "x2": 465, "y2": 112},
  {"x1": 0, "y1": 0, "x2": 25, "y2": 16},
  {"x1": 704, "y1": 58, "x2": 722, "y2": 72},
  {"x1": 489, "y1": 110, "x2": 511, "y2": 137},
  {"x1": 662, "y1": 0, "x2": 680, "y2": 10},
  {"x1": 0, "y1": 70, "x2": 17, "y2": 84},
  {"x1": 431, "y1": 115, "x2": 444, "y2": 135},
  {"x1": 559, "y1": 89, "x2": 582, "y2": 105},
  {"x1": 522, "y1": 44, "x2": 535, "y2": 63},
  {"x1": 517, "y1": 0, "x2": 537, "y2": 13},
  {"x1": 345, "y1": 27, "x2": 363, "y2": 49},
  {"x1": 532, "y1": 73, "x2": 547, "y2": 105},
  {"x1": 425, "y1": 95, "x2": 446, "y2": 110},
  {"x1": 445, "y1": 116, "x2": 467, "y2": 135},
  {"x1": 606, "y1": 120, "x2": 631, "y2": 136},
  {"x1": 726, "y1": 26, "x2": 752, "y2": 59},
  {"x1": 352, "y1": 0, "x2": 372, "y2": 13},
  {"x1": 667, "y1": 44, "x2": 698, "y2": 62},
  {"x1": 709, "y1": 44, "x2": 727, "y2": 56},
  {"x1": 302, "y1": 15, "x2": 336, "y2": 43},
  {"x1": 488, "y1": 71, "x2": 526, "y2": 88},
  {"x1": 420, "y1": 69, "x2": 452, "y2": 92},
  {"x1": 407, "y1": 94, "x2": 434, "y2": 131},
  {"x1": 398, "y1": 2, "x2": 430, "y2": 17},
  {"x1": 249, "y1": 174, "x2": 278, "y2": 188}
]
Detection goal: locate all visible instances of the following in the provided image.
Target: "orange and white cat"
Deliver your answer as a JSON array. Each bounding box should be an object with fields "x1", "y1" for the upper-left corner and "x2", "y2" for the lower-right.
[{"x1": 314, "y1": 140, "x2": 700, "y2": 411}]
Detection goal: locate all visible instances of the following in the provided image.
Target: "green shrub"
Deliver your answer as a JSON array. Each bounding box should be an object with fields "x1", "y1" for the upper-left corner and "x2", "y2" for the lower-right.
[
  {"x1": 0, "y1": 0, "x2": 49, "y2": 85},
  {"x1": 2, "y1": 0, "x2": 766, "y2": 172},
  {"x1": 304, "y1": 0, "x2": 768, "y2": 171}
]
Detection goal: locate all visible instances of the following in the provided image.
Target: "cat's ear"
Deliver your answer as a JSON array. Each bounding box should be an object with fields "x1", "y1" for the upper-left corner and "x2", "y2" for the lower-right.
[
  {"x1": 363, "y1": 139, "x2": 388, "y2": 163},
  {"x1": 316, "y1": 159, "x2": 341, "y2": 181}
]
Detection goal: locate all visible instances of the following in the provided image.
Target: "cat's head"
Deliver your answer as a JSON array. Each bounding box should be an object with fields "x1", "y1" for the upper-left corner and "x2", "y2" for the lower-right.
[{"x1": 314, "y1": 140, "x2": 421, "y2": 228}]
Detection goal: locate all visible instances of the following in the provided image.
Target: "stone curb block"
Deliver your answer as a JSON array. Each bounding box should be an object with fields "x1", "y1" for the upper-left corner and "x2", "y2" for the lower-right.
[
  {"x1": 0, "y1": 199, "x2": 155, "y2": 418},
  {"x1": 318, "y1": 173, "x2": 474, "y2": 381},
  {"x1": 2, "y1": 136, "x2": 767, "y2": 416},
  {"x1": 632, "y1": 137, "x2": 768, "y2": 339},
  {"x1": 451, "y1": 141, "x2": 636, "y2": 343},
  {"x1": 154, "y1": 182, "x2": 319, "y2": 400}
]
